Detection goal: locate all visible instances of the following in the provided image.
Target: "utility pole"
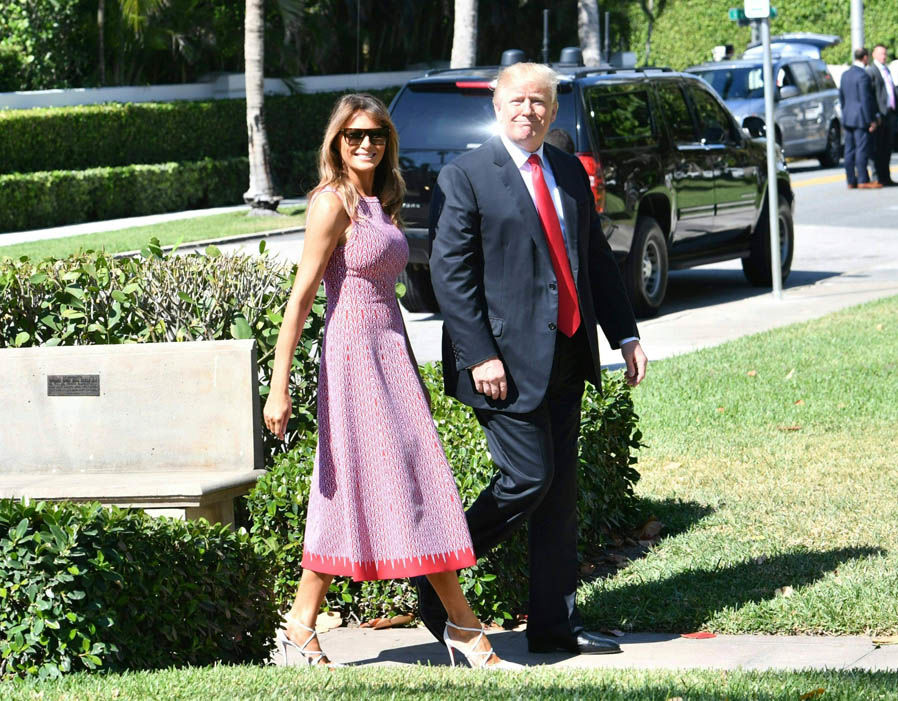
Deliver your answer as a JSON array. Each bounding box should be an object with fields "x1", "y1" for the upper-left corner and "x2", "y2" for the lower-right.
[
  {"x1": 850, "y1": 0, "x2": 864, "y2": 54},
  {"x1": 739, "y1": 0, "x2": 782, "y2": 299}
]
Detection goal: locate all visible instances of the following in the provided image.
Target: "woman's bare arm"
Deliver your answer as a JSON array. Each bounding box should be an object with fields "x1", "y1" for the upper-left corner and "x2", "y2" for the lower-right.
[{"x1": 264, "y1": 193, "x2": 349, "y2": 439}]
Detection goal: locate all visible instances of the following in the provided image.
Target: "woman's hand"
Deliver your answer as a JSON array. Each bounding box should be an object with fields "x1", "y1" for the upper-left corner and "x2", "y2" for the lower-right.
[{"x1": 263, "y1": 391, "x2": 293, "y2": 441}]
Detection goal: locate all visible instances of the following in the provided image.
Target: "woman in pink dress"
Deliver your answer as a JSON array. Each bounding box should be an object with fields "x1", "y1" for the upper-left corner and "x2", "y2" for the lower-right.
[{"x1": 263, "y1": 94, "x2": 517, "y2": 670}]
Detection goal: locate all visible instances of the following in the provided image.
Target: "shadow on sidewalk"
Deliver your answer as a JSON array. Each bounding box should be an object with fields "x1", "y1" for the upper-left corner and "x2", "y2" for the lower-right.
[
  {"x1": 580, "y1": 545, "x2": 885, "y2": 633},
  {"x1": 344, "y1": 628, "x2": 680, "y2": 668},
  {"x1": 659, "y1": 268, "x2": 842, "y2": 317}
]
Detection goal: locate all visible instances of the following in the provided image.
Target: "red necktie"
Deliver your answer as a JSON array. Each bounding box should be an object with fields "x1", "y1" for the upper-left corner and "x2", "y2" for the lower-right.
[{"x1": 527, "y1": 154, "x2": 581, "y2": 336}]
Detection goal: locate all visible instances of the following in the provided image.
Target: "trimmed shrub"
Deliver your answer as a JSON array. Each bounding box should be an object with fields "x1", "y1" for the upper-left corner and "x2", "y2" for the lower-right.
[
  {"x1": 0, "y1": 158, "x2": 249, "y2": 233},
  {"x1": 0, "y1": 89, "x2": 399, "y2": 177},
  {"x1": 623, "y1": 0, "x2": 898, "y2": 69},
  {"x1": 0, "y1": 499, "x2": 279, "y2": 679},
  {"x1": 246, "y1": 363, "x2": 643, "y2": 623},
  {"x1": 0, "y1": 247, "x2": 325, "y2": 459}
]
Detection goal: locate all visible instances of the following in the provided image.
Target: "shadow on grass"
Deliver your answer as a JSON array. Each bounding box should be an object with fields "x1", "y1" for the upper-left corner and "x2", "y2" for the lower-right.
[
  {"x1": 635, "y1": 497, "x2": 716, "y2": 539},
  {"x1": 581, "y1": 545, "x2": 885, "y2": 633}
]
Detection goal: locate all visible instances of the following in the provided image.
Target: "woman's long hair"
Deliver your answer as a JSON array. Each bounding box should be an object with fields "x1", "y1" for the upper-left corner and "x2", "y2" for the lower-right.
[{"x1": 311, "y1": 93, "x2": 405, "y2": 226}]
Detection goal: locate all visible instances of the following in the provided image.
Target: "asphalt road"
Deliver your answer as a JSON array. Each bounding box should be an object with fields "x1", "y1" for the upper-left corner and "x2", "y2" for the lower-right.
[{"x1": 214, "y1": 154, "x2": 898, "y2": 365}]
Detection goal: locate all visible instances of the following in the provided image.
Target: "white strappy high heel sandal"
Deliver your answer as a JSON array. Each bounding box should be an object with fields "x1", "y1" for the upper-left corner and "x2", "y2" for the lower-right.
[
  {"x1": 281, "y1": 619, "x2": 342, "y2": 668},
  {"x1": 443, "y1": 620, "x2": 523, "y2": 670}
]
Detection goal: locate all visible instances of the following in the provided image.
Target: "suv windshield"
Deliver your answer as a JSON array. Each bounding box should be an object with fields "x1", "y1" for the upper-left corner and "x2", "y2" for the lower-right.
[
  {"x1": 692, "y1": 67, "x2": 764, "y2": 99},
  {"x1": 391, "y1": 83, "x2": 578, "y2": 150}
]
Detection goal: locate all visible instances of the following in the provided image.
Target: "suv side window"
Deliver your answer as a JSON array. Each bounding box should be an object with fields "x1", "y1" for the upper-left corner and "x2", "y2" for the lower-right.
[
  {"x1": 584, "y1": 83, "x2": 657, "y2": 148},
  {"x1": 654, "y1": 82, "x2": 698, "y2": 144},
  {"x1": 809, "y1": 59, "x2": 836, "y2": 90},
  {"x1": 688, "y1": 84, "x2": 738, "y2": 145},
  {"x1": 789, "y1": 61, "x2": 817, "y2": 93}
]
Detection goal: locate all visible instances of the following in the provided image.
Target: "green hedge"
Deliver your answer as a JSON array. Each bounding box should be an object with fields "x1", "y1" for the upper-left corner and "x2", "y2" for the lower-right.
[
  {"x1": 0, "y1": 247, "x2": 324, "y2": 460},
  {"x1": 0, "y1": 89, "x2": 399, "y2": 177},
  {"x1": 0, "y1": 499, "x2": 279, "y2": 679},
  {"x1": 624, "y1": 0, "x2": 898, "y2": 70},
  {"x1": 247, "y1": 363, "x2": 643, "y2": 624},
  {"x1": 0, "y1": 158, "x2": 249, "y2": 233}
]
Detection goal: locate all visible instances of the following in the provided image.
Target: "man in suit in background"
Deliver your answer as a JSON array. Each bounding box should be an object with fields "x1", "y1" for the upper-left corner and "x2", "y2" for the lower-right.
[
  {"x1": 416, "y1": 61, "x2": 647, "y2": 656},
  {"x1": 866, "y1": 43, "x2": 896, "y2": 186},
  {"x1": 841, "y1": 48, "x2": 880, "y2": 189}
]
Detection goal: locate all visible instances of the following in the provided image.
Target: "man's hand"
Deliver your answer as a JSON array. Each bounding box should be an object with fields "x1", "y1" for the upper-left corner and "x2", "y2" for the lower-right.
[
  {"x1": 870, "y1": 121, "x2": 879, "y2": 133},
  {"x1": 621, "y1": 340, "x2": 647, "y2": 387},
  {"x1": 470, "y1": 356, "x2": 508, "y2": 400}
]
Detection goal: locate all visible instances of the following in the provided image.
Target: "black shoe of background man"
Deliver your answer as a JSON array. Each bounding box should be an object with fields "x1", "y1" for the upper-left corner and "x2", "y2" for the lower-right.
[
  {"x1": 528, "y1": 629, "x2": 622, "y2": 655},
  {"x1": 412, "y1": 575, "x2": 447, "y2": 645}
]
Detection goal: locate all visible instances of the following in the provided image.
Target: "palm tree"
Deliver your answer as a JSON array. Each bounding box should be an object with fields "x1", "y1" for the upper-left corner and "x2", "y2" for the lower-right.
[
  {"x1": 578, "y1": 0, "x2": 601, "y2": 67},
  {"x1": 97, "y1": 0, "x2": 168, "y2": 85},
  {"x1": 450, "y1": 0, "x2": 477, "y2": 69},
  {"x1": 244, "y1": 0, "x2": 282, "y2": 213}
]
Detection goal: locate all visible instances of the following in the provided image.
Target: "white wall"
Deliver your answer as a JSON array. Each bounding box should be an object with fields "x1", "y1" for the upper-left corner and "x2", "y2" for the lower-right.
[{"x1": 0, "y1": 70, "x2": 425, "y2": 111}]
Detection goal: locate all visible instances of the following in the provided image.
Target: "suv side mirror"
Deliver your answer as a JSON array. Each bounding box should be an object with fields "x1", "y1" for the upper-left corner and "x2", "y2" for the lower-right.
[
  {"x1": 742, "y1": 116, "x2": 766, "y2": 139},
  {"x1": 778, "y1": 85, "x2": 800, "y2": 100}
]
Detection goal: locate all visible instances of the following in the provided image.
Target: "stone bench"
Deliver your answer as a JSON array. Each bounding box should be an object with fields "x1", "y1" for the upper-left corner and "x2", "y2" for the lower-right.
[{"x1": 0, "y1": 340, "x2": 266, "y2": 526}]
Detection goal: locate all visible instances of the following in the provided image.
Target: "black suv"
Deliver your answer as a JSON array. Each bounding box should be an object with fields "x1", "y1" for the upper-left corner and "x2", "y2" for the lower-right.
[{"x1": 389, "y1": 60, "x2": 794, "y2": 316}]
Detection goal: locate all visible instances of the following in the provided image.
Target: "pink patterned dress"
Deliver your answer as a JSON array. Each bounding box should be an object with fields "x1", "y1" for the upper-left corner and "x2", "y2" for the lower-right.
[{"x1": 300, "y1": 190, "x2": 476, "y2": 581}]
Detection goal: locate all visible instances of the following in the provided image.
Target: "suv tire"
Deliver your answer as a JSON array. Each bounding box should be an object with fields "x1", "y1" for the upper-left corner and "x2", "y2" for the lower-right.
[
  {"x1": 624, "y1": 217, "x2": 669, "y2": 318},
  {"x1": 398, "y1": 264, "x2": 440, "y2": 313},
  {"x1": 818, "y1": 122, "x2": 841, "y2": 167},
  {"x1": 741, "y1": 195, "x2": 794, "y2": 286}
]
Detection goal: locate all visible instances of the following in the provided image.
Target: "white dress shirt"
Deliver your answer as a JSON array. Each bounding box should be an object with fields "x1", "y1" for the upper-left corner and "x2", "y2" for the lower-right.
[
  {"x1": 499, "y1": 134, "x2": 639, "y2": 348},
  {"x1": 500, "y1": 133, "x2": 568, "y2": 240}
]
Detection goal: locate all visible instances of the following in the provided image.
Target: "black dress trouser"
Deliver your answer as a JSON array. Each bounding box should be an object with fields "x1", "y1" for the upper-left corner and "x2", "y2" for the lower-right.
[
  {"x1": 466, "y1": 327, "x2": 591, "y2": 640},
  {"x1": 873, "y1": 110, "x2": 896, "y2": 184}
]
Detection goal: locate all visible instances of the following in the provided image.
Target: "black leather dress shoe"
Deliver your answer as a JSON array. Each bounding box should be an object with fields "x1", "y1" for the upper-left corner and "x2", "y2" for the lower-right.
[
  {"x1": 412, "y1": 575, "x2": 447, "y2": 645},
  {"x1": 528, "y1": 630, "x2": 622, "y2": 655}
]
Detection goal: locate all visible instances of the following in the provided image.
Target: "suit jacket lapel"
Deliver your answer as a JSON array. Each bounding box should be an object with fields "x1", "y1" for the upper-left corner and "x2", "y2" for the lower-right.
[
  {"x1": 489, "y1": 137, "x2": 552, "y2": 262},
  {"x1": 544, "y1": 146, "x2": 581, "y2": 279}
]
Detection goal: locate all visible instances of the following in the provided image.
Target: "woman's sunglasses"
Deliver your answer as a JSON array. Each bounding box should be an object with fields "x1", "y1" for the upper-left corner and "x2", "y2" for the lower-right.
[{"x1": 341, "y1": 128, "x2": 389, "y2": 146}]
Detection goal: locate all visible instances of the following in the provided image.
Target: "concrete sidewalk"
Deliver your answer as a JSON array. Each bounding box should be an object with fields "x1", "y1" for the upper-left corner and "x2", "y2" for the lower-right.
[{"x1": 273, "y1": 626, "x2": 898, "y2": 671}]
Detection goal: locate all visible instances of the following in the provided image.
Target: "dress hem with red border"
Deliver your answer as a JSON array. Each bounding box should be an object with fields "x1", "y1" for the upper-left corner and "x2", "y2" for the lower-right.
[{"x1": 301, "y1": 547, "x2": 476, "y2": 582}]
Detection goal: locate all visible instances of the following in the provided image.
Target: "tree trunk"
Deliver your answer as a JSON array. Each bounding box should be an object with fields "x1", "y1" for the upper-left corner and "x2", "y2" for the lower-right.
[
  {"x1": 450, "y1": 0, "x2": 477, "y2": 69},
  {"x1": 97, "y1": 0, "x2": 106, "y2": 85},
  {"x1": 244, "y1": 0, "x2": 281, "y2": 212},
  {"x1": 578, "y1": 0, "x2": 601, "y2": 67},
  {"x1": 641, "y1": 0, "x2": 655, "y2": 66}
]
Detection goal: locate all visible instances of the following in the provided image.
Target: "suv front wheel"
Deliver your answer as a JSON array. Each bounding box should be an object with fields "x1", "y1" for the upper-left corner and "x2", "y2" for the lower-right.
[
  {"x1": 741, "y1": 195, "x2": 794, "y2": 286},
  {"x1": 818, "y1": 122, "x2": 841, "y2": 168},
  {"x1": 398, "y1": 263, "x2": 440, "y2": 313},
  {"x1": 624, "y1": 217, "x2": 669, "y2": 318}
]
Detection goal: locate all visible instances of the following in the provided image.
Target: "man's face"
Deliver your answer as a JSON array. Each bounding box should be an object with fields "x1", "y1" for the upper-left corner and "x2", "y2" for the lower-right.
[
  {"x1": 494, "y1": 78, "x2": 558, "y2": 152},
  {"x1": 873, "y1": 46, "x2": 888, "y2": 65}
]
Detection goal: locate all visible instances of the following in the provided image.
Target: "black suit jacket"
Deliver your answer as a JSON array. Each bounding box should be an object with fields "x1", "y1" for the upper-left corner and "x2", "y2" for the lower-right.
[
  {"x1": 840, "y1": 65, "x2": 877, "y2": 128},
  {"x1": 865, "y1": 62, "x2": 895, "y2": 117},
  {"x1": 429, "y1": 135, "x2": 638, "y2": 413}
]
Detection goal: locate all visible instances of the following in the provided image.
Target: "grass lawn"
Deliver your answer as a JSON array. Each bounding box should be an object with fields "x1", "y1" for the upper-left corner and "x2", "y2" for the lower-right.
[
  {"x1": 0, "y1": 206, "x2": 306, "y2": 261},
  {"x1": 6, "y1": 666, "x2": 898, "y2": 700},
  {"x1": 580, "y1": 295, "x2": 898, "y2": 635}
]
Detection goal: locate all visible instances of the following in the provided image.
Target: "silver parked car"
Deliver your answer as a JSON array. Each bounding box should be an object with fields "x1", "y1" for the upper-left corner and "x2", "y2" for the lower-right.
[{"x1": 686, "y1": 34, "x2": 842, "y2": 167}]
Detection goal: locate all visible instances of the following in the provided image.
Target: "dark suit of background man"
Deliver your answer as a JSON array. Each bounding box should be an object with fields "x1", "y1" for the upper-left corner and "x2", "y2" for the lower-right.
[
  {"x1": 866, "y1": 43, "x2": 896, "y2": 186},
  {"x1": 416, "y1": 62, "x2": 648, "y2": 656},
  {"x1": 840, "y1": 48, "x2": 880, "y2": 190}
]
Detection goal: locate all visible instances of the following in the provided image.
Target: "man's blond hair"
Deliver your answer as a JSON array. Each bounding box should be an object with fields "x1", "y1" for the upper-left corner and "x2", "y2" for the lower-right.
[{"x1": 493, "y1": 62, "x2": 559, "y2": 106}]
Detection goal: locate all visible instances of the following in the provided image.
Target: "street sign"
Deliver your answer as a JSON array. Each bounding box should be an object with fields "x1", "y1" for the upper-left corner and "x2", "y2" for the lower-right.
[
  {"x1": 728, "y1": 8, "x2": 746, "y2": 21},
  {"x1": 744, "y1": 0, "x2": 770, "y2": 19}
]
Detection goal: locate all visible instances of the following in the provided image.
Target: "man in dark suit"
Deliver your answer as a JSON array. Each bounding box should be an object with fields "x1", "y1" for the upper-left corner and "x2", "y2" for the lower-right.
[
  {"x1": 866, "y1": 44, "x2": 896, "y2": 186},
  {"x1": 417, "y1": 61, "x2": 647, "y2": 656},
  {"x1": 840, "y1": 48, "x2": 880, "y2": 189}
]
